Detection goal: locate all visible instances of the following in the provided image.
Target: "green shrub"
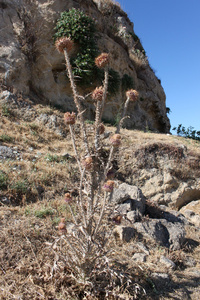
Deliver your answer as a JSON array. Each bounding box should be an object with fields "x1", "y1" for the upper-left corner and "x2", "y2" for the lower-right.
[
  {"x1": 10, "y1": 180, "x2": 29, "y2": 195},
  {"x1": 0, "y1": 171, "x2": 8, "y2": 190},
  {"x1": 172, "y1": 124, "x2": 200, "y2": 141},
  {"x1": 54, "y1": 8, "x2": 98, "y2": 85},
  {"x1": 0, "y1": 134, "x2": 14, "y2": 142},
  {"x1": 122, "y1": 74, "x2": 135, "y2": 91}
]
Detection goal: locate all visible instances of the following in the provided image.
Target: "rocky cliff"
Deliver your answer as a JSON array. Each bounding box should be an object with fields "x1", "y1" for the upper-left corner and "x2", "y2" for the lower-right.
[{"x1": 0, "y1": 0, "x2": 170, "y2": 132}]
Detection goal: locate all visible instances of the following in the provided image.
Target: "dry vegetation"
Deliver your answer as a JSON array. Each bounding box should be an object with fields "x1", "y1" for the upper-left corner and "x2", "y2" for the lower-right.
[{"x1": 0, "y1": 98, "x2": 200, "y2": 299}]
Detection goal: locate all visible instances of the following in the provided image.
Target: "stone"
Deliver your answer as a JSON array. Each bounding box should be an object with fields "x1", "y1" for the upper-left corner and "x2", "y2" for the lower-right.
[
  {"x1": 180, "y1": 200, "x2": 200, "y2": 227},
  {"x1": 160, "y1": 256, "x2": 176, "y2": 269},
  {"x1": 113, "y1": 226, "x2": 135, "y2": 242},
  {"x1": 134, "y1": 218, "x2": 185, "y2": 250},
  {"x1": 112, "y1": 183, "x2": 145, "y2": 217},
  {"x1": 132, "y1": 253, "x2": 147, "y2": 263},
  {"x1": 0, "y1": 0, "x2": 170, "y2": 133},
  {"x1": 0, "y1": 146, "x2": 16, "y2": 160}
]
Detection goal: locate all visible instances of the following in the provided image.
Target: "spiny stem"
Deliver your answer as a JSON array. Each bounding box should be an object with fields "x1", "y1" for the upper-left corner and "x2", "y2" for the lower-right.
[
  {"x1": 116, "y1": 97, "x2": 130, "y2": 133},
  {"x1": 63, "y1": 49, "x2": 90, "y2": 155},
  {"x1": 69, "y1": 125, "x2": 82, "y2": 173}
]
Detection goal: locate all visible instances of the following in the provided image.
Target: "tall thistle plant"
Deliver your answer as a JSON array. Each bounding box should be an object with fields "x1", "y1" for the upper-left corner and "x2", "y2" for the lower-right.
[{"x1": 54, "y1": 37, "x2": 139, "y2": 289}]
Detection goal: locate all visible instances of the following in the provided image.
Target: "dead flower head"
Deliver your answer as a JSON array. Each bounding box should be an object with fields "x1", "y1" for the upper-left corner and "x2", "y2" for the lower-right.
[
  {"x1": 92, "y1": 86, "x2": 104, "y2": 101},
  {"x1": 110, "y1": 134, "x2": 121, "y2": 147},
  {"x1": 98, "y1": 123, "x2": 105, "y2": 135},
  {"x1": 126, "y1": 89, "x2": 139, "y2": 102},
  {"x1": 95, "y1": 53, "x2": 109, "y2": 68},
  {"x1": 82, "y1": 156, "x2": 93, "y2": 170},
  {"x1": 58, "y1": 218, "x2": 67, "y2": 234},
  {"x1": 103, "y1": 180, "x2": 115, "y2": 193},
  {"x1": 64, "y1": 192, "x2": 73, "y2": 203},
  {"x1": 55, "y1": 37, "x2": 74, "y2": 53},
  {"x1": 64, "y1": 112, "x2": 76, "y2": 125}
]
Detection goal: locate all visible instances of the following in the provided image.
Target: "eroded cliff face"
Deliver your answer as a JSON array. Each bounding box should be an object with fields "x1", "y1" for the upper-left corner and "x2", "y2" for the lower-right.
[{"x1": 0, "y1": 0, "x2": 170, "y2": 132}]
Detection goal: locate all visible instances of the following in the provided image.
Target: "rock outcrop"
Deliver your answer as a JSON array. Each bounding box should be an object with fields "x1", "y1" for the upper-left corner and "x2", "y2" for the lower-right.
[{"x1": 0, "y1": 0, "x2": 170, "y2": 132}]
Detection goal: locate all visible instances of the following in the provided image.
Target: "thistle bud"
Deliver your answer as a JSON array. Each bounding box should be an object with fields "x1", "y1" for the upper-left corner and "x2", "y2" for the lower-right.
[
  {"x1": 95, "y1": 53, "x2": 109, "y2": 68},
  {"x1": 55, "y1": 37, "x2": 74, "y2": 53},
  {"x1": 64, "y1": 192, "x2": 72, "y2": 203},
  {"x1": 64, "y1": 112, "x2": 76, "y2": 125},
  {"x1": 103, "y1": 180, "x2": 115, "y2": 193},
  {"x1": 82, "y1": 156, "x2": 93, "y2": 170},
  {"x1": 126, "y1": 89, "x2": 139, "y2": 102},
  {"x1": 58, "y1": 218, "x2": 67, "y2": 234},
  {"x1": 110, "y1": 134, "x2": 121, "y2": 147},
  {"x1": 106, "y1": 169, "x2": 115, "y2": 180},
  {"x1": 113, "y1": 215, "x2": 122, "y2": 225},
  {"x1": 92, "y1": 86, "x2": 104, "y2": 101},
  {"x1": 98, "y1": 123, "x2": 105, "y2": 135}
]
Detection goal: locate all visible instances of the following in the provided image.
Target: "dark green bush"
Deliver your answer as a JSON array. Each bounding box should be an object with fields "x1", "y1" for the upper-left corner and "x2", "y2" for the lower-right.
[
  {"x1": 122, "y1": 74, "x2": 135, "y2": 91},
  {"x1": 54, "y1": 8, "x2": 98, "y2": 85},
  {"x1": 0, "y1": 171, "x2": 8, "y2": 190},
  {"x1": 172, "y1": 124, "x2": 200, "y2": 141}
]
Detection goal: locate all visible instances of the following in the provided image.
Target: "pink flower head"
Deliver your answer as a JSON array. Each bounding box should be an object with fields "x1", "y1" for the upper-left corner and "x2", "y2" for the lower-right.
[
  {"x1": 126, "y1": 89, "x2": 139, "y2": 102},
  {"x1": 110, "y1": 134, "x2": 121, "y2": 147},
  {"x1": 82, "y1": 156, "x2": 93, "y2": 170},
  {"x1": 64, "y1": 192, "x2": 72, "y2": 203},
  {"x1": 92, "y1": 86, "x2": 104, "y2": 101},
  {"x1": 64, "y1": 112, "x2": 76, "y2": 125},
  {"x1": 95, "y1": 53, "x2": 110, "y2": 68},
  {"x1": 58, "y1": 218, "x2": 67, "y2": 234},
  {"x1": 55, "y1": 37, "x2": 74, "y2": 53},
  {"x1": 103, "y1": 180, "x2": 115, "y2": 193}
]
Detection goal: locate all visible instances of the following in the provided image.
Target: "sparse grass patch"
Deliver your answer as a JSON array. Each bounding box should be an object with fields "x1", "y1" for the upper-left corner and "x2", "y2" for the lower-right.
[
  {"x1": 0, "y1": 134, "x2": 14, "y2": 142},
  {"x1": 0, "y1": 170, "x2": 8, "y2": 190}
]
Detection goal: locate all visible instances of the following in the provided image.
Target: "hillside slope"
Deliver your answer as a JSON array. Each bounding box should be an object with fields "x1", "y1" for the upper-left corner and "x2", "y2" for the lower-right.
[
  {"x1": 0, "y1": 91, "x2": 199, "y2": 299},
  {"x1": 0, "y1": 0, "x2": 170, "y2": 132}
]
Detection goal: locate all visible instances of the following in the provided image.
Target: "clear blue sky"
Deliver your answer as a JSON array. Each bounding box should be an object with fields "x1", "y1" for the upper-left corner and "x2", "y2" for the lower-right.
[{"x1": 118, "y1": 0, "x2": 200, "y2": 132}]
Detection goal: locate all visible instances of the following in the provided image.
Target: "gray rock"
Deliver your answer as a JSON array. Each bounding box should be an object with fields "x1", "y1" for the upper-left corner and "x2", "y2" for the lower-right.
[
  {"x1": 132, "y1": 253, "x2": 147, "y2": 263},
  {"x1": 113, "y1": 183, "x2": 145, "y2": 217},
  {"x1": 134, "y1": 218, "x2": 185, "y2": 250},
  {"x1": 160, "y1": 256, "x2": 176, "y2": 269},
  {"x1": 113, "y1": 226, "x2": 135, "y2": 242},
  {"x1": 151, "y1": 273, "x2": 170, "y2": 281},
  {"x1": 0, "y1": 146, "x2": 16, "y2": 160}
]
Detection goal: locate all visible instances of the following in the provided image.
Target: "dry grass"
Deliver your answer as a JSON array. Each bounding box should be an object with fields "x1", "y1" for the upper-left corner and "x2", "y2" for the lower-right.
[{"x1": 1, "y1": 100, "x2": 200, "y2": 299}]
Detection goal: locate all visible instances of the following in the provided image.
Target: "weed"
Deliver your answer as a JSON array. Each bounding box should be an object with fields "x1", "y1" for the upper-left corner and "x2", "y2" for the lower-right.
[
  {"x1": 34, "y1": 207, "x2": 55, "y2": 218},
  {"x1": 0, "y1": 170, "x2": 8, "y2": 190},
  {"x1": 0, "y1": 134, "x2": 14, "y2": 142},
  {"x1": 1, "y1": 104, "x2": 11, "y2": 116},
  {"x1": 45, "y1": 153, "x2": 60, "y2": 162},
  {"x1": 10, "y1": 179, "x2": 29, "y2": 195}
]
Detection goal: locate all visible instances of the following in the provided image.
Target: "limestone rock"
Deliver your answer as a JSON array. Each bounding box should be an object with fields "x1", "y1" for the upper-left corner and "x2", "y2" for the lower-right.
[
  {"x1": 0, "y1": 0, "x2": 170, "y2": 133},
  {"x1": 180, "y1": 200, "x2": 200, "y2": 227},
  {"x1": 133, "y1": 219, "x2": 185, "y2": 250},
  {"x1": 112, "y1": 183, "x2": 145, "y2": 217},
  {"x1": 113, "y1": 225, "x2": 135, "y2": 242},
  {"x1": 160, "y1": 256, "x2": 176, "y2": 269}
]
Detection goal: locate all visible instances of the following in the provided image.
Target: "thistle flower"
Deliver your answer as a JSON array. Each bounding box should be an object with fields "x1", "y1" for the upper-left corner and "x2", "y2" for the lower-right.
[
  {"x1": 113, "y1": 215, "x2": 122, "y2": 225},
  {"x1": 95, "y1": 53, "x2": 109, "y2": 68},
  {"x1": 64, "y1": 112, "x2": 76, "y2": 125},
  {"x1": 98, "y1": 123, "x2": 105, "y2": 135},
  {"x1": 55, "y1": 37, "x2": 74, "y2": 53},
  {"x1": 58, "y1": 218, "x2": 67, "y2": 234},
  {"x1": 106, "y1": 169, "x2": 115, "y2": 180},
  {"x1": 103, "y1": 180, "x2": 115, "y2": 193},
  {"x1": 110, "y1": 134, "x2": 121, "y2": 147},
  {"x1": 126, "y1": 89, "x2": 139, "y2": 102},
  {"x1": 64, "y1": 192, "x2": 73, "y2": 203},
  {"x1": 92, "y1": 86, "x2": 104, "y2": 101},
  {"x1": 82, "y1": 156, "x2": 93, "y2": 170}
]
